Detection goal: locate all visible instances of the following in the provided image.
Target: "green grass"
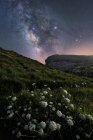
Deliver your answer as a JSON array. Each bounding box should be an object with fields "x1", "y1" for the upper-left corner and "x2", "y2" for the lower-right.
[
  {"x1": 0, "y1": 48, "x2": 93, "y2": 95},
  {"x1": 0, "y1": 48, "x2": 93, "y2": 140}
]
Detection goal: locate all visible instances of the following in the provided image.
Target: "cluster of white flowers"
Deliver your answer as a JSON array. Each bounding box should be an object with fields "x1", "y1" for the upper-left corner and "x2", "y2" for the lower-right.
[
  {"x1": 58, "y1": 103, "x2": 61, "y2": 106},
  {"x1": 49, "y1": 121, "x2": 61, "y2": 131},
  {"x1": 56, "y1": 110, "x2": 63, "y2": 117},
  {"x1": 7, "y1": 105, "x2": 12, "y2": 110},
  {"x1": 29, "y1": 123, "x2": 36, "y2": 131},
  {"x1": 26, "y1": 113, "x2": 31, "y2": 120},
  {"x1": 16, "y1": 131, "x2": 21, "y2": 138},
  {"x1": 76, "y1": 134, "x2": 80, "y2": 140},
  {"x1": 41, "y1": 95, "x2": 45, "y2": 100},
  {"x1": 47, "y1": 87, "x2": 51, "y2": 90},
  {"x1": 4, "y1": 85, "x2": 93, "y2": 140},
  {"x1": 69, "y1": 104, "x2": 74, "y2": 110},
  {"x1": 12, "y1": 96, "x2": 17, "y2": 102},
  {"x1": 63, "y1": 89, "x2": 68, "y2": 95},
  {"x1": 38, "y1": 128, "x2": 44, "y2": 136},
  {"x1": 8, "y1": 112, "x2": 14, "y2": 118},
  {"x1": 64, "y1": 98, "x2": 70, "y2": 104},
  {"x1": 52, "y1": 107, "x2": 56, "y2": 111},
  {"x1": 56, "y1": 123, "x2": 61, "y2": 130},
  {"x1": 32, "y1": 83, "x2": 36, "y2": 86},
  {"x1": 43, "y1": 91, "x2": 48, "y2": 95},
  {"x1": 24, "y1": 125, "x2": 29, "y2": 130},
  {"x1": 49, "y1": 121, "x2": 57, "y2": 131},
  {"x1": 86, "y1": 114, "x2": 93, "y2": 121},
  {"x1": 79, "y1": 114, "x2": 86, "y2": 120},
  {"x1": 85, "y1": 133, "x2": 90, "y2": 138},
  {"x1": 38, "y1": 121, "x2": 46, "y2": 129},
  {"x1": 40, "y1": 101, "x2": 48, "y2": 108},
  {"x1": 66, "y1": 116, "x2": 74, "y2": 126}
]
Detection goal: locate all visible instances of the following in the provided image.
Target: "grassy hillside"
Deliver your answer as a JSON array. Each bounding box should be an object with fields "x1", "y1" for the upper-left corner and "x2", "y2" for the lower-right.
[
  {"x1": 1, "y1": 48, "x2": 93, "y2": 96},
  {"x1": 46, "y1": 54, "x2": 93, "y2": 78},
  {"x1": 0, "y1": 48, "x2": 93, "y2": 140}
]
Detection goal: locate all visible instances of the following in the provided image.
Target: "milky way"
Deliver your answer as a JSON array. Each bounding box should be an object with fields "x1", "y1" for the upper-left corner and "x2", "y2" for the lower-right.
[{"x1": 1, "y1": 0, "x2": 93, "y2": 63}]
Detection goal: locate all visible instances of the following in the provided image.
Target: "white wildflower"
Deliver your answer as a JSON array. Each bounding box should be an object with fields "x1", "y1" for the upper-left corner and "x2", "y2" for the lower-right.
[
  {"x1": 24, "y1": 125, "x2": 29, "y2": 130},
  {"x1": 43, "y1": 91, "x2": 48, "y2": 95},
  {"x1": 79, "y1": 114, "x2": 86, "y2": 120},
  {"x1": 49, "y1": 121, "x2": 57, "y2": 131},
  {"x1": 31, "y1": 94, "x2": 34, "y2": 97},
  {"x1": 52, "y1": 107, "x2": 56, "y2": 111},
  {"x1": 67, "y1": 119, "x2": 74, "y2": 126},
  {"x1": 32, "y1": 119, "x2": 37, "y2": 123},
  {"x1": 47, "y1": 87, "x2": 51, "y2": 90},
  {"x1": 16, "y1": 131, "x2": 21, "y2": 138},
  {"x1": 32, "y1": 83, "x2": 36, "y2": 86},
  {"x1": 85, "y1": 133, "x2": 90, "y2": 138},
  {"x1": 49, "y1": 105, "x2": 52, "y2": 108},
  {"x1": 29, "y1": 124, "x2": 36, "y2": 131},
  {"x1": 56, "y1": 110, "x2": 62, "y2": 117},
  {"x1": 15, "y1": 110, "x2": 18, "y2": 114},
  {"x1": 39, "y1": 121, "x2": 46, "y2": 129},
  {"x1": 41, "y1": 96, "x2": 45, "y2": 100},
  {"x1": 26, "y1": 114, "x2": 31, "y2": 120},
  {"x1": 68, "y1": 94, "x2": 71, "y2": 98},
  {"x1": 62, "y1": 114, "x2": 65, "y2": 118},
  {"x1": 8, "y1": 96, "x2": 11, "y2": 98},
  {"x1": 62, "y1": 95, "x2": 65, "y2": 98},
  {"x1": 49, "y1": 102, "x2": 53, "y2": 105},
  {"x1": 86, "y1": 114, "x2": 93, "y2": 121},
  {"x1": 38, "y1": 128, "x2": 44, "y2": 136},
  {"x1": 64, "y1": 98, "x2": 70, "y2": 103},
  {"x1": 28, "y1": 107, "x2": 31, "y2": 110},
  {"x1": 7, "y1": 105, "x2": 12, "y2": 110},
  {"x1": 56, "y1": 123, "x2": 61, "y2": 130},
  {"x1": 76, "y1": 135, "x2": 80, "y2": 140},
  {"x1": 12, "y1": 96, "x2": 17, "y2": 102},
  {"x1": 40, "y1": 93, "x2": 44, "y2": 96},
  {"x1": 40, "y1": 101, "x2": 48, "y2": 108},
  {"x1": 50, "y1": 94, "x2": 52, "y2": 97},
  {"x1": 66, "y1": 116, "x2": 73, "y2": 120},
  {"x1": 69, "y1": 104, "x2": 74, "y2": 110},
  {"x1": 58, "y1": 103, "x2": 61, "y2": 106},
  {"x1": 8, "y1": 112, "x2": 14, "y2": 118},
  {"x1": 7, "y1": 110, "x2": 11, "y2": 114},
  {"x1": 24, "y1": 108, "x2": 27, "y2": 111},
  {"x1": 63, "y1": 89, "x2": 68, "y2": 95}
]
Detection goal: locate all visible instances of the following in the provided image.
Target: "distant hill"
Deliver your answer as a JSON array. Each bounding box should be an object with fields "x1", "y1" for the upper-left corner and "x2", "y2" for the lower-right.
[{"x1": 46, "y1": 54, "x2": 93, "y2": 78}]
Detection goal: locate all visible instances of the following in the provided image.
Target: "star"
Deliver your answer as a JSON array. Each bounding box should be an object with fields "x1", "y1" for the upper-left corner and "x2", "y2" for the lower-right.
[{"x1": 54, "y1": 26, "x2": 58, "y2": 30}]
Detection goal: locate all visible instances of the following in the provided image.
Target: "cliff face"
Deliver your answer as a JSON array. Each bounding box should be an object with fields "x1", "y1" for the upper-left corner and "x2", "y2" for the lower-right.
[{"x1": 45, "y1": 54, "x2": 93, "y2": 78}]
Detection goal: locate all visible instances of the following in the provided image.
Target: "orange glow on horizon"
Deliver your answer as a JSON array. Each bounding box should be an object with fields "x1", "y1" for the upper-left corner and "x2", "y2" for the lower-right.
[
  {"x1": 66, "y1": 44, "x2": 93, "y2": 56},
  {"x1": 36, "y1": 43, "x2": 93, "y2": 64}
]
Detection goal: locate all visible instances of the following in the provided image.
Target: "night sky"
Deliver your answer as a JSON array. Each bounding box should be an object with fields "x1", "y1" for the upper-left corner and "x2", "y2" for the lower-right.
[{"x1": 1, "y1": 0, "x2": 93, "y2": 63}]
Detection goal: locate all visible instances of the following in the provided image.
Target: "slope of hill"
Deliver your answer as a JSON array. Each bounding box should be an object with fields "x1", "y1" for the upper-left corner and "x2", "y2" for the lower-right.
[
  {"x1": 0, "y1": 48, "x2": 93, "y2": 140},
  {"x1": 1, "y1": 48, "x2": 93, "y2": 96},
  {"x1": 46, "y1": 54, "x2": 93, "y2": 78}
]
